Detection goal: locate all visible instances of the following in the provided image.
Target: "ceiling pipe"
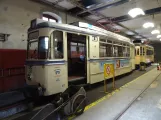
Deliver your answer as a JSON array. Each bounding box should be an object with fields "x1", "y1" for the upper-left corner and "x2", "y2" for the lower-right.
[
  {"x1": 78, "y1": 0, "x2": 116, "y2": 14},
  {"x1": 98, "y1": 7, "x2": 161, "y2": 23},
  {"x1": 77, "y1": 0, "x2": 131, "y2": 16},
  {"x1": 91, "y1": 0, "x2": 130, "y2": 12}
]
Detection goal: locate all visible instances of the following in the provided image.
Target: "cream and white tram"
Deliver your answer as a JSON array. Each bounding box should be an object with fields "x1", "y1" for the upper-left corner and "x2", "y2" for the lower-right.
[
  {"x1": 26, "y1": 18, "x2": 135, "y2": 96},
  {"x1": 135, "y1": 43, "x2": 154, "y2": 68}
]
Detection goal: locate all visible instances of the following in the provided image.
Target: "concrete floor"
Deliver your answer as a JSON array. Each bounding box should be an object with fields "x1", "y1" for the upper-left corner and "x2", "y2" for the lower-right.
[
  {"x1": 4, "y1": 66, "x2": 155, "y2": 120},
  {"x1": 75, "y1": 67, "x2": 161, "y2": 120},
  {"x1": 118, "y1": 72, "x2": 161, "y2": 120},
  {"x1": 86, "y1": 66, "x2": 155, "y2": 105}
]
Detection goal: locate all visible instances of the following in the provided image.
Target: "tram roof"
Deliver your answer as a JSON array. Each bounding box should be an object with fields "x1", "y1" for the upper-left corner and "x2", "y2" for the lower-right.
[
  {"x1": 134, "y1": 43, "x2": 154, "y2": 48},
  {"x1": 29, "y1": 19, "x2": 132, "y2": 44},
  {"x1": 145, "y1": 45, "x2": 154, "y2": 48}
]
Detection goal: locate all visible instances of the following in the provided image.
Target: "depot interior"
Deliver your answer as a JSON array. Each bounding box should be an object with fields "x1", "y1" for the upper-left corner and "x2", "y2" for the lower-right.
[{"x1": 1, "y1": 0, "x2": 161, "y2": 120}]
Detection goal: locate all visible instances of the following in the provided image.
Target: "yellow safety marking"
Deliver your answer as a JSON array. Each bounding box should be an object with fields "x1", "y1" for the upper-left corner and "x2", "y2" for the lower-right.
[{"x1": 68, "y1": 68, "x2": 156, "y2": 120}]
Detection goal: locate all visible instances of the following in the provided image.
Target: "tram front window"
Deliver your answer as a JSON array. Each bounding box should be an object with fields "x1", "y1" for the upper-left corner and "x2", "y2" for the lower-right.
[
  {"x1": 27, "y1": 41, "x2": 38, "y2": 59},
  {"x1": 27, "y1": 37, "x2": 49, "y2": 59},
  {"x1": 38, "y1": 37, "x2": 49, "y2": 59}
]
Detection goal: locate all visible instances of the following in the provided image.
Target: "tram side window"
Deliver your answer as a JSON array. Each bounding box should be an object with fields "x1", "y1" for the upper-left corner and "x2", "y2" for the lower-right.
[
  {"x1": 118, "y1": 46, "x2": 123, "y2": 57},
  {"x1": 123, "y1": 47, "x2": 130, "y2": 57},
  {"x1": 146, "y1": 50, "x2": 149, "y2": 55},
  {"x1": 146, "y1": 50, "x2": 153, "y2": 55},
  {"x1": 53, "y1": 31, "x2": 63, "y2": 59},
  {"x1": 100, "y1": 43, "x2": 106, "y2": 57},
  {"x1": 143, "y1": 47, "x2": 145, "y2": 55},
  {"x1": 127, "y1": 48, "x2": 130, "y2": 57},
  {"x1": 137, "y1": 48, "x2": 140, "y2": 55},
  {"x1": 38, "y1": 37, "x2": 49, "y2": 59},
  {"x1": 123, "y1": 47, "x2": 126, "y2": 57},
  {"x1": 140, "y1": 47, "x2": 142, "y2": 55},
  {"x1": 106, "y1": 44, "x2": 113, "y2": 57},
  {"x1": 113, "y1": 45, "x2": 118, "y2": 57},
  {"x1": 99, "y1": 43, "x2": 113, "y2": 57},
  {"x1": 78, "y1": 43, "x2": 85, "y2": 56},
  {"x1": 70, "y1": 42, "x2": 85, "y2": 58}
]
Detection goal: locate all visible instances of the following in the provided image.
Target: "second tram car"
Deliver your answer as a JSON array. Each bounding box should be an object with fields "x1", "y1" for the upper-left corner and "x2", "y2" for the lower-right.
[
  {"x1": 26, "y1": 18, "x2": 135, "y2": 96},
  {"x1": 135, "y1": 43, "x2": 154, "y2": 68}
]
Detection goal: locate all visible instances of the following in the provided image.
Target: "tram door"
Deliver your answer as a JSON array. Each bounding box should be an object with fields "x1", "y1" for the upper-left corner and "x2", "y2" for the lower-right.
[{"x1": 67, "y1": 33, "x2": 87, "y2": 82}]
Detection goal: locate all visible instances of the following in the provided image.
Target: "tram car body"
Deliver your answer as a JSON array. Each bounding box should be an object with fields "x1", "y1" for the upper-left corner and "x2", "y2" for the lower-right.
[
  {"x1": 26, "y1": 18, "x2": 135, "y2": 96},
  {"x1": 135, "y1": 43, "x2": 154, "y2": 68}
]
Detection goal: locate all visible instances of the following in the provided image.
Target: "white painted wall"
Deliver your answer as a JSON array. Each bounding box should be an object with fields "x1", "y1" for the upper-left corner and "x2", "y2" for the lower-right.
[{"x1": 0, "y1": 0, "x2": 84, "y2": 49}]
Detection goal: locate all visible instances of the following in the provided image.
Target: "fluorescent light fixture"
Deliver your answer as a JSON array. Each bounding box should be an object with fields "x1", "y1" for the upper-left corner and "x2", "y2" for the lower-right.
[
  {"x1": 160, "y1": 39, "x2": 161, "y2": 41},
  {"x1": 42, "y1": 17, "x2": 48, "y2": 21},
  {"x1": 141, "y1": 38, "x2": 147, "y2": 41},
  {"x1": 125, "y1": 31, "x2": 135, "y2": 35},
  {"x1": 134, "y1": 35, "x2": 141, "y2": 38},
  {"x1": 113, "y1": 25, "x2": 124, "y2": 30},
  {"x1": 128, "y1": 8, "x2": 145, "y2": 18},
  {"x1": 49, "y1": 19, "x2": 56, "y2": 23},
  {"x1": 157, "y1": 35, "x2": 161, "y2": 38},
  {"x1": 143, "y1": 22, "x2": 154, "y2": 28},
  {"x1": 79, "y1": 22, "x2": 89, "y2": 28},
  {"x1": 151, "y1": 30, "x2": 160, "y2": 34}
]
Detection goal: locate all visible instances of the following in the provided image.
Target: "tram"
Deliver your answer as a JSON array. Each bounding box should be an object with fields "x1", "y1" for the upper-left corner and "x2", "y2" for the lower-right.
[
  {"x1": 26, "y1": 18, "x2": 135, "y2": 96},
  {"x1": 135, "y1": 43, "x2": 154, "y2": 68}
]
